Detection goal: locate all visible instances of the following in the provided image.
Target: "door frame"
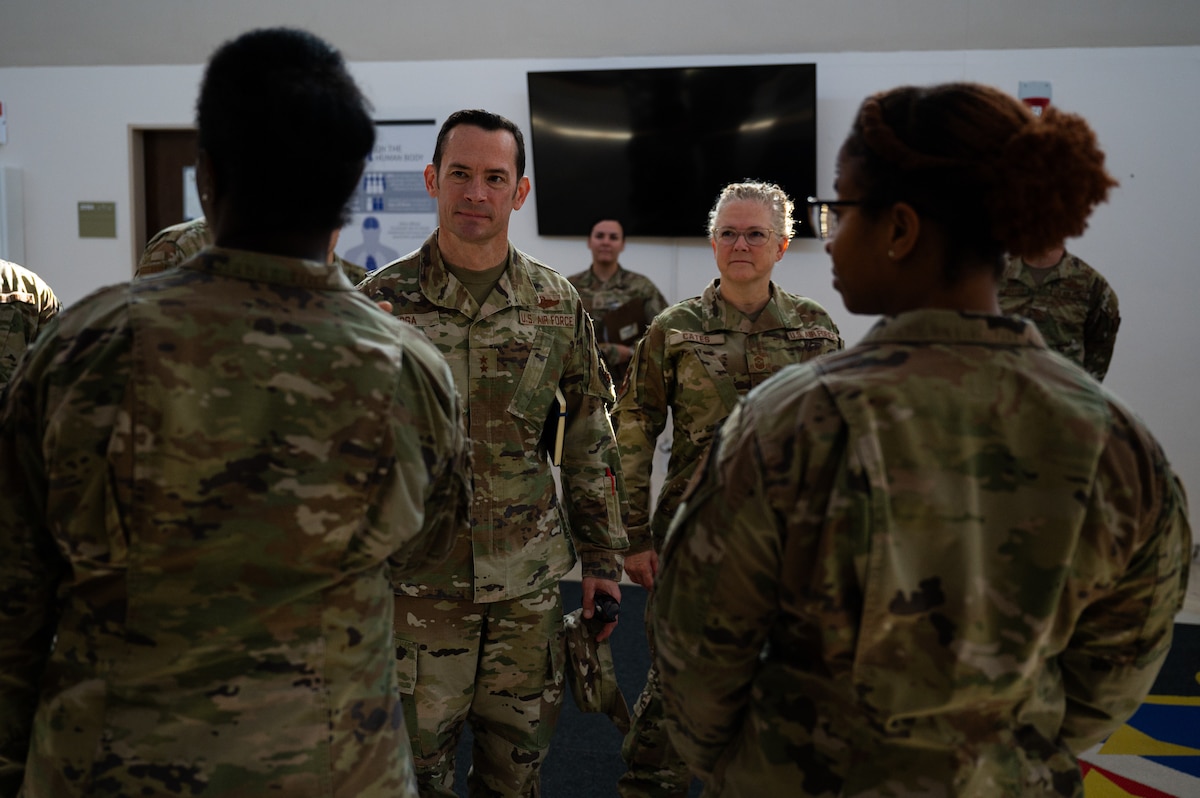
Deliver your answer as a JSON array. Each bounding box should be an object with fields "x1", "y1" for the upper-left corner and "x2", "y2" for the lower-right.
[{"x1": 128, "y1": 124, "x2": 197, "y2": 274}]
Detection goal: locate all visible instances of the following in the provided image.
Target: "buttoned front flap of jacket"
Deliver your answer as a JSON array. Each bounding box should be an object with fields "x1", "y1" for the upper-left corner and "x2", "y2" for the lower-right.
[
  {"x1": 362, "y1": 236, "x2": 627, "y2": 602},
  {"x1": 615, "y1": 280, "x2": 842, "y2": 551}
]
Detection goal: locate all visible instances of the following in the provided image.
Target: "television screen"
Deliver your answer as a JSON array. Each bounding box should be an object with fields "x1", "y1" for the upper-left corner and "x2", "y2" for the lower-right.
[{"x1": 526, "y1": 63, "x2": 817, "y2": 239}]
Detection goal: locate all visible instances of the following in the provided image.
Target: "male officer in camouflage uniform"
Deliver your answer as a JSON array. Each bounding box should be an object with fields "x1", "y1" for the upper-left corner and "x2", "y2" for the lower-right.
[
  {"x1": 359, "y1": 109, "x2": 628, "y2": 797},
  {"x1": 0, "y1": 259, "x2": 60, "y2": 390},
  {"x1": 653, "y1": 310, "x2": 1191, "y2": 797},
  {"x1": 137, "y1": 216, "x2": 367, "y2": 283},
  {"x1": 568, "y1": 219, "x2": 667, "y2": 394},
  {"x1": 0, "y1": 26, "x2": 472, "y2": 797},
  {"x1": 999, "y1": 245, "x2": 1120, "y2": 380}
]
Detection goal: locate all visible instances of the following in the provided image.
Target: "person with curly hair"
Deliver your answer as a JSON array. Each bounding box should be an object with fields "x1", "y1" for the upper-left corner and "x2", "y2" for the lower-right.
[
  {"x1": 652, "y1": 82, "x2": 1191, "y2": 797},
  {"x1": 615, "y1": 180, "x2": 841, "y2": 798}
]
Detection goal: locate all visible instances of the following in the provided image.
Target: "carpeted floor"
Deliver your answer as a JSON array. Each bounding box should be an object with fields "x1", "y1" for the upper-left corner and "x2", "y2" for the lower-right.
[{"x1": 1078, "y1": 619, "x2": 1200, "y2": 797}]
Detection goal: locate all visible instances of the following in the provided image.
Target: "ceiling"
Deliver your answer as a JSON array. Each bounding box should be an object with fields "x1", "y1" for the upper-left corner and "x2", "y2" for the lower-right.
[{"x1": 2, "y1": 0, "x2": 1198, "y2": 68}]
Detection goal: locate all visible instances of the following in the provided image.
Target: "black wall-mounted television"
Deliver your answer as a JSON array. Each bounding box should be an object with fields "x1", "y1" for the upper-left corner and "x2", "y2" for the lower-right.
[{"x1": 526, "y1": 63, "x2": 817, "y2": 239}]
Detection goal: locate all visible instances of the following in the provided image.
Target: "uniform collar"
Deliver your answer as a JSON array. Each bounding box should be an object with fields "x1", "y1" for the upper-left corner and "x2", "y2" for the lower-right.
[
  {"x1": 1004, "y1": 254, "x2": 1067, "y2": 287},
  {"x1": 419, "y1": 231, "x2": 546, "y2": 315},
  {"x1": 698, "y1": 278, "x2": 789, "y2": 333},
  {"x1": 579, "y1": 264, "x2": 626, "y2": 288},
  {"x1": 863, "y1": 309, "x2": 1048, "y2": 348},
  {"x1": 184, "y1": 247, "x2": 354, "y2": 291}
]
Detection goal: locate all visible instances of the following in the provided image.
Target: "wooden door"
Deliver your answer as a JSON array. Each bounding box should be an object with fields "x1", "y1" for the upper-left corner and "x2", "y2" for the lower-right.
[{"x1": 132, "y1": 128, "x2": 198, "y2": 269}]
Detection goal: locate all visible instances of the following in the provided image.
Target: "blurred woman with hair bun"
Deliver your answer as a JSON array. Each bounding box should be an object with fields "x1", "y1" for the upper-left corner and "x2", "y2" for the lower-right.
[{"x1": 652, "y1": 82, "x2": 1191, "y2": 798}]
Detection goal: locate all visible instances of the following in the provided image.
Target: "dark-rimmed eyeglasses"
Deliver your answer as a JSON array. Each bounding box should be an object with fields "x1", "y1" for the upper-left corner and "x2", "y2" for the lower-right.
[
  {"x1": 806, "y1": 198, "x2": 871, "y2": 242},
  {"x1": 713, "y1": 227, "x2": 776, "y2": 248}
]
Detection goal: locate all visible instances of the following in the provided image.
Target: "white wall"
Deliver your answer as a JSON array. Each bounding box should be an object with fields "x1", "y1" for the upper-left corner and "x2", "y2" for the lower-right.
[{"x1": 1, "y1": 46, "x2": 1198, "y2": 534}]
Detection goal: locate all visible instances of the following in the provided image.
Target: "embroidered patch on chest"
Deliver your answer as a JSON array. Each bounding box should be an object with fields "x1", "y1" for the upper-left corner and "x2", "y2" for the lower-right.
[
  {"x1": 674, "y1": 332, "x2": 725, "y2": 345},
  {"x1": 395, "y1": 311, "x2": 440, "y2": 327},
  {"x1": 787, "y1": 328, "x2": 839, "y2": 341},
  {"x1": 519, "y1": 310, "x2": 574, "y2": 328}
]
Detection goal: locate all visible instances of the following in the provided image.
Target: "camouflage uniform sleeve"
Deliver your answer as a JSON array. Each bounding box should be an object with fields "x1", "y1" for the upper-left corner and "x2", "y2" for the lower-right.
[
  {"x1": 384, "y1": 332, "x2": 473, "y2": 582},
  {"x1": 36, "y1": 283, "x2": 61, "y2": 331},
  {"x1": 1058, "y1": 407, "x2": 1191, "y2": 751},
  {"x1": 0, "y1": 272, "x2": 61, "y2": 391},
  {"x1": 612, "y1": 321, "x2": 671, "y2": 554},
  {"x1": 652, "y1": 372, "x2": 843, "y2": 779},
  {"x1": 136, "y1": 238, "x2": 187, "y2": 277},
  {"x1": 0, "y1": 328, "x2": 71, "y2": 792},
  {"x1": 559, "y1": 300, "x2": 628, "y2": 581},
  {"x1": 135, "y1": 220, "x2": 211, "y2": 278},
  {"x1": 1083, "y1": 277, "x2": 1120, "y2": 381}
]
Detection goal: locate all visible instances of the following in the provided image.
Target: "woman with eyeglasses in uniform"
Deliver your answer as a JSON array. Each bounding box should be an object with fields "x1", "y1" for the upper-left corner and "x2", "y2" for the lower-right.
[
  {"x1": 612, "y1": 180, "x2": 843, "y2": 798},
  {"x1": 651, "y1": 83, "x2": 1191, "y2": 797}
]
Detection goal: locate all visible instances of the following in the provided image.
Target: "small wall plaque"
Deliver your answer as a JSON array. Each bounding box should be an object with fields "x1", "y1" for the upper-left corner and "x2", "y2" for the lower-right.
[{"x1": 78, "y1": 201, "x2": 117, "y2": 238}]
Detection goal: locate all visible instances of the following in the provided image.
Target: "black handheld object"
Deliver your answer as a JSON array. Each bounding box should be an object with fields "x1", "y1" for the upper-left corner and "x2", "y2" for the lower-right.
[{"x1": 593, "y1": 591, "x2": 621, "y2": 623}]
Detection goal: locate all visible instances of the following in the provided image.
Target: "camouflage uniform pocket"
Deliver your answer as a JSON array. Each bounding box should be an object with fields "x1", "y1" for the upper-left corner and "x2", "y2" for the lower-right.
[{"x1": 393, "y1": 633, "x2": 417, "y2": 695}]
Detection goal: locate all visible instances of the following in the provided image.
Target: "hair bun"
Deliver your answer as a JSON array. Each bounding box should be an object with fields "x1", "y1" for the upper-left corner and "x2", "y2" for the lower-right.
[{"x1": 989, "y1": 105, "x2": 1118, "y2": 256}]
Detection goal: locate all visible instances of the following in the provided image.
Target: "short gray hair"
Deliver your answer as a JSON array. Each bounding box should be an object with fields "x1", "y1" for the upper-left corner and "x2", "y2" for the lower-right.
[{"x1": 706, "y1": 181, "x2": 795, "y2": 241}]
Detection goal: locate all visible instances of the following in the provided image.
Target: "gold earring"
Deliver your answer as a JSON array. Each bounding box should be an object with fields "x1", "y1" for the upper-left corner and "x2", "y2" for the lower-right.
[{"x1": 888, "y1": 249, "x2": 896, "y2": 259}]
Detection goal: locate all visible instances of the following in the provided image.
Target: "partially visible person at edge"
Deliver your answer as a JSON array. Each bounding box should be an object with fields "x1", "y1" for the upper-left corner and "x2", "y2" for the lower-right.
[
  {"x1": 358, "y1": 109, "x2": 628, "y2": 798},
  {"x1": 614, "y1": 181, "x2": 842, "y2": 798},
  {"x1": 0, "y1": 259, "x2": 60, "y2": 391},
  {"x1": 137, "y1": 215, "x2": 367, "y2": 283},
  {"x1": 568, "y1": 218, "x2": 667, "y2": 395},
  {"x1": 653, "y1": 82, "x2": 1191, "y2": 798},
  {"x1": 999, "y1": 244, "x2": 1120, "y2": 380},
  {"x1": 0, "y1": 27, "x2": 472, "y2": 797}
]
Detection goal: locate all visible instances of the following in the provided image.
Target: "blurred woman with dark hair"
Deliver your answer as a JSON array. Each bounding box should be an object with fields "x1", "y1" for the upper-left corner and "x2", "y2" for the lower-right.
[{"x1": 0, "y1": 28, "x2": 470, "y2": 797}]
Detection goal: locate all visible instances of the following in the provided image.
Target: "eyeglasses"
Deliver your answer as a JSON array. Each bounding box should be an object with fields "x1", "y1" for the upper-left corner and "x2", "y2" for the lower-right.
[
  {"x1": 713, "y1": 227, "x2": 776, "y2": 247},
  {"x1": 805, "y1": 198, "x2": 871, "y2": 242}
]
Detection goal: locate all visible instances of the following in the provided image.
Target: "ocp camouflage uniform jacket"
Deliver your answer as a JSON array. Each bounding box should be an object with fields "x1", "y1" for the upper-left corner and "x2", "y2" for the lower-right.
[
  {"x1": 0, "y1": 247, "x2": 472, "y2": 797},
  {"x1": 567, "y1": 264, "x2": 668, "y2": 391},
  {"x1": 653, "y1": 310, "x2": 1191, "y2": 798},
  {"x1": 360, "y1": 232, "x2": 628, "y2": 602},
  {"x1": 0, "y1": 259, "x2": 60, "y2": 390},
  {"x1": 613, "y1": 278, "x2": 841, "y2": 555},
  {"x1": 998, "y1": 251, "x2": 1120, "y2": 380}
]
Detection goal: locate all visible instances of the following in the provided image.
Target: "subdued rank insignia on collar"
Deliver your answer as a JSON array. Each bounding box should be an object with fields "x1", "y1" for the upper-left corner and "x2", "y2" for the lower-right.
[{"x1": 519, "y1": 310, "x2": 574, "y2": 328}]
